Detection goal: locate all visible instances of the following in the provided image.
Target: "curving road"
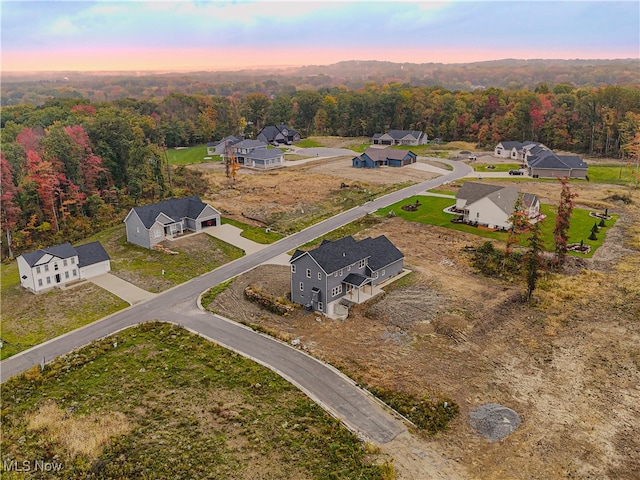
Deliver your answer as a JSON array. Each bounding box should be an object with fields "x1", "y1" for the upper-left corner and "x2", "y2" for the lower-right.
[{"x1": 0, "y1": 159, "x2": 472, "y2": 444}]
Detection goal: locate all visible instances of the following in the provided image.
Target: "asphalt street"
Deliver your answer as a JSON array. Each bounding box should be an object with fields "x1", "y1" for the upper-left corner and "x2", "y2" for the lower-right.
[{"x1": 0, "y1": 158, "x2": 472, "y2": 443}]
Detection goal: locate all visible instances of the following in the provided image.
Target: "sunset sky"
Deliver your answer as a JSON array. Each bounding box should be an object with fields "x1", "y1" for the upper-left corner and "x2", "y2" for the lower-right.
[{"x1": 1, "y1": 0, "x2": 638, "y2": 72}]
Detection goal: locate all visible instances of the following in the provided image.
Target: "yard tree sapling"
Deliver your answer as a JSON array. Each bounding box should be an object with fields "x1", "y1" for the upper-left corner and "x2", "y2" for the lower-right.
[
  {"x1": 526, "y1": 216, "x2": 544, "y2": 302},
  {"x1": 553, "y1": 177, "x2": 577, "y2": 266}
]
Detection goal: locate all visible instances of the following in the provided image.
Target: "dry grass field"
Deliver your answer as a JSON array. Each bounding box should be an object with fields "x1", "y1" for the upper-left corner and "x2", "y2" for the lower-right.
[{"x1": 204, "y1": 177, "x2": 640, "y2": 480}]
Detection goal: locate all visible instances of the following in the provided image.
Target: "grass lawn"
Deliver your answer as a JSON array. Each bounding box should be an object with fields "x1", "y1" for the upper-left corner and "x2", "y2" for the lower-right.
[
  {"x1": 165, "y1": 145, "x2": 221, "y2": 165},
  {"x1": 377, "y1": 196, "x2": 617, "y2": 257},
  {"x1": 474, "y1": 163, "x2": 521, "y2": 172},
  {"x1": 0, "y1": 262, "x2": 128, "y2": 360},
  {"x1": 222, "y1": 217, "x2": 284, "y2": 244},
  {"x1": 1, "y1": 323, "x2": 388, "y2": 479},
  {"x1": 85, "y1": 225, "x2": 244, "y2": 292},
  {"x1": 586, "y1": 164, "x2": 638, "y2": 185},
  {"x1": 294, "y1": 138, "x2": 324, "y2": 148}
]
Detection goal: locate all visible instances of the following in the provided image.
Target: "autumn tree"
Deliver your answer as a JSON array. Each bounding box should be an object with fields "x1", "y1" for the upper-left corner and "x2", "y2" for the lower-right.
[
  {"x1": 0, "y1": 153, "x2": 21, "y2": 257},
  {"x1": 526, "y1": 216, "x2": 544, "y2": 302},
  {"x1": 553, "y1": 177, "x2": 577, "y2": 265}
]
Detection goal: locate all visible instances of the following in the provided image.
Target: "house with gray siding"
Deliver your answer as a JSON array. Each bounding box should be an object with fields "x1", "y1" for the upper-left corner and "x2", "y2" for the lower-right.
[
  {"x1": 124, "y1": 196, "x2": 221, "y2": 249},
  {"x1": 352, "y1": 147, "x2": 417, "y2": 168},
  {"x1": 206, "y1": 135, "x2": 243, "y2": 155},
  {"x1": 371, "y1": 130, "x2": 428, "y2": 146},
  {"x1": 257, "y1": 125, "x2": 300, "y2": 145},
  {"x1": 290, "y1": 235, "x2": 404, "y2": 319},
  {"x1": 17, "y1": 241, "x2": 111, "y2": 293},
  {"x1": 526, "y1": 150, "x2": 588, "y2": 178}
]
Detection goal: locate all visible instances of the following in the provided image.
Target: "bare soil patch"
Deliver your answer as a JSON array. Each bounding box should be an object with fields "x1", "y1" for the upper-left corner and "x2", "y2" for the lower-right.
[{"x1": 207, "y1": 181, "x2": 640, "y2": 480}]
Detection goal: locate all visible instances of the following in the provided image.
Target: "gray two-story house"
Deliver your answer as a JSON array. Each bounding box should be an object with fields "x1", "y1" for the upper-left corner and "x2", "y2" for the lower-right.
[{"x1": 290, "y1": 235, "x2": 404, "y2": 318}]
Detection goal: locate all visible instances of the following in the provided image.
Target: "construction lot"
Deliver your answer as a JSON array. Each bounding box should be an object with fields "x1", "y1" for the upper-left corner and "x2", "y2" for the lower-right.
[{"x1": 198, "y1": 154, "x2": 640, "y2": 480}]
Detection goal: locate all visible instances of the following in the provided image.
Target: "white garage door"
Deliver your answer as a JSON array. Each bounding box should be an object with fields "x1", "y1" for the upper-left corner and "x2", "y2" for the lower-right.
[{"x1": 80, "y1": 262, "x2": 110, "y2": 279}]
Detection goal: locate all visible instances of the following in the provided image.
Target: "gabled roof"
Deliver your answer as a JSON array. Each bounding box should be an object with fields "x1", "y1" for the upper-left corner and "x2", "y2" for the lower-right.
[
  {"x1": 557, "y1": 155, "x2": 588, "y2": 169},
  {"x1": 343, "y1": 273, "x2": 369, "y2": 287},
  {"x1": 522, "y1": 192, "x2": 539, "y2": 208},
  {"x1": 358, "y1": 235, "x2": 404, "y2": 271},
  {"x1": 385, "y1": 130, "x2": 425, "y2": 140},
  {"x1": 209, "y1": 135, "x2": 242, "y2": 148},
  {"x1": 250, "y1": 148, "x2": 283, "y2": 160},
  {"x1": 290, "y1": 235, "x2": 404, "y2": 275},
  {"x1": 496, "y1": 141, "x2": 524, "y2": 150},
  {"x1": 233, "y1": 139, "x2": 266, "y2": 150},
  {"x1": 485, "y1": 185, "x2": 520, "y2": 215},
  {"x1": 131, "y1": 196, "x2": 215, "y2": 229},
  {"x1": 258, "y1": 125, "x2": 298, "y2": 141},
  {"x1": 76, "y1": 241, "x2": 110, "y2": 268},
  {"x1": 362, "y1": 147, "x2": 414, "y2": 162},
  {"x1": 456, "y1": 182, "x2": 504, "y2": 204},
  {"x1": 291, "y1": 236, "x2": 369, "y2": 273},
  {"x1": 20, "y1": 242, "x2": 77, "y2": 267}
]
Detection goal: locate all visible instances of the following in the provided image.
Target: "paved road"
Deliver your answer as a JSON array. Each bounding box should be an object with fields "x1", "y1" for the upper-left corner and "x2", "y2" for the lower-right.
[{"x1": 0, "y1": 159, "x2": 472, "y2": 444}]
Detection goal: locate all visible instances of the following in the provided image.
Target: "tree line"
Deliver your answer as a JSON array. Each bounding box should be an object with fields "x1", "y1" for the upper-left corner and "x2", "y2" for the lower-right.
[{"x1": 1, "y1": 83, "x2": 639, "y2": 258}]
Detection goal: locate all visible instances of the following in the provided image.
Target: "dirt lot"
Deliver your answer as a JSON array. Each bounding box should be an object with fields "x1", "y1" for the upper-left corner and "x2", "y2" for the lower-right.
[
  {"x1": 206, "y1": 180, "x2": 640, "y2": 480},
  {"x1": 191, "y1": 155, "x2": 436, "y2": 232}
]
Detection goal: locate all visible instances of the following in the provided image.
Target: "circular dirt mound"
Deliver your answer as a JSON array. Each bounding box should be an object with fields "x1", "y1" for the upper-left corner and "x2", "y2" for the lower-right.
[{"x1": 469, "y1": 403, "x2": 521, "y2": 442}]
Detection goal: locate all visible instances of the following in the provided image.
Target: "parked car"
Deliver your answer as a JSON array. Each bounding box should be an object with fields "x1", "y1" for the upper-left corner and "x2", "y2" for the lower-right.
[{"x1": 509, "y1": 169, "x2": 524, "y2": 175}]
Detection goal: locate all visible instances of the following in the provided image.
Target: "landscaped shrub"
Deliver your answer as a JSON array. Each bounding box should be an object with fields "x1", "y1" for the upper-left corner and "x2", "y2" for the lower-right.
[
  {"x1": 471, "y1": 241, "x2": 523, "y2": 280},
  {"x1": 244, "y1": 285, "x2": 296, "y2": 316}
]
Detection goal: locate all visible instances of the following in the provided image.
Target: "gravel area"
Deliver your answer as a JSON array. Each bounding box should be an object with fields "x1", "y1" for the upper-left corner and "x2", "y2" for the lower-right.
[{"x1": 469, "y1": 403, "x2": 521, "y2": 442}]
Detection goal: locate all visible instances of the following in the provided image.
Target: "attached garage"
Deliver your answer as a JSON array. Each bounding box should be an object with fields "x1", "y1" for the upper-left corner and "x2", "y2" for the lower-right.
[
  {"x1": 76, "y1": 242, "x2": 112, "y2": 280},
  {"x1": 201, "y1": 218, "x2": 218, "y2": 228}
]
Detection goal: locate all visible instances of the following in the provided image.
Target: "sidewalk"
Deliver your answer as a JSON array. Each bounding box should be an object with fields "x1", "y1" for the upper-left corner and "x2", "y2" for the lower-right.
[{"x1": 204, "y1": 224, "x2": 292, "y2": 266}]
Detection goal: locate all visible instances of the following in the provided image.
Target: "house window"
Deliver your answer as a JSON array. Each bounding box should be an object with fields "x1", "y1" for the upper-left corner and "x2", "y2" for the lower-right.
[
  {"x1": 71, "y1": 258, "x2": 75, "y2": 265},
  {"x1": 154, "y1": 229, "x2": 162, "y2": 238},
  {"x1": 46, "y1": 277, "x2": 51, "y2": 284},
  {"x1": 299, "y1": 282, "x2": 304, "y2": 291},
  {"x1": 317, "y1": 272, "x2": 322, "y2": 280},
  {"x1": 318, "y1": 302, "x2": 323, "y2": 312},
  {"x1": 38, "y1": 279, "x2": 43, "y2": 287},
  {"x1": 63, "y1": 259, "x2": 68, "y2": 266},
  {"x1": 45, "y1": 264, "x2": 49, "y2": 272},
  {"x1": 73, "y1": 269, "x2": 77, "y2": 277},
  {"x1": 382, "y1": 270, "x2": 386, "y2": 276},
  {"x1": 291, "y1": 264, "x2": 296, "y2": 273},
  {"x1": 373, "y1": 271, "x2": 379, "y2": 279},
  {"x1": 36, "y1": 266, "x2": 41, "y2": 274},
  {"x1": 306, "y1": 269, "x2": 311, "y2": 278},
  {"x1": 65, "y1": 271, "x2": 69, "y2": 279},
  {"x1": 331, "y1": 285, "x2": 343, "y2": 297},
  {"x1": 358, "y1": 259, "x2": 365, "y2": 268},
  {"x1": 347, "y1": 265, "x2": 351, "y2": 271},
  {"x1": 339, "y1": 269, "x2": 343, "y2": 276},
  {"x1": 136, "y1": 227, "x2": 140, "y2": 234},
  {"x1": 54, "y1": 263, "x2": 59, "y2": 271}
]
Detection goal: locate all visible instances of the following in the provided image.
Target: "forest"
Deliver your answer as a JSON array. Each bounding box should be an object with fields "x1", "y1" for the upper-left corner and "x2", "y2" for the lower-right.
[{"x1": 1, "y1": 76, "x2": 639, "y2": 259}]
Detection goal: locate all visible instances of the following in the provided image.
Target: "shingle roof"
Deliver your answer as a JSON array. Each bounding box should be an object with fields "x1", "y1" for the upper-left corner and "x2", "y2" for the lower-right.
[
  {"x1": 258, "y1": 125, "x2": 298, "y2": 142},
  {"x1": 485, "y1": 185, "x2": 520, "y2": 215},
  {"x1": 211, "y1": 135, "x2": 242, "y2": 147},
  {"x1": 456, "y1": 182, "x2": 504, "y2": 204},
  {"x1": 497, "y1": 141, "x2": 524, "y2": 150},
  {"x1": 132, "y1": 196, "x2": 214, "y2": 229},
  {"x1": 76, "y1": 241, "x2": 110, "y2": 268},
  {"x1": 557, "y1": 155, "x2": 588, "y2": 169},
  {"x1": 250, "y1": 148, "x2": 283, "y2": 160},
  {"x1": 233, "y1": 139, "x2": 266, "y2": 150},
  {"x1": 343, "y1": 273, "x2": 369, "y2": 287},
  {"x1": 358, "y1": 235, "x2": 405, "y2": 271},
  {"x1": 290, "y1": 235, "x2": 403, "y2": 274},
  {"x1": 386, "y1": 130, "x2": 425, "y2": 140},
  {"x1": 20, "y1": 242, "x2": 77, "y2": 267},
  {"x1": 362, "y1": 147, "x2": 413, "y2": 162},
  {"x1": 522, "y1": 192, "x2": 539, "y2": 208}
]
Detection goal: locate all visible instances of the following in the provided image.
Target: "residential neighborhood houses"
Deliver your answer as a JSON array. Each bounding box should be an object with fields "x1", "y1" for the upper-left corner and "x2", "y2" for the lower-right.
[
  {"x1": 290, "y1": 235, "x2": 406, "y2": 319},
  {"x1": 124, "y1": 196, "x2": 221, "y2": 249},
  {"x1": 352, "y1": 147, "x2": 417, "y2": 168},
  {"x1": 493, "y1": 141, "x2": 588, "y2": 178},
  {"x1": 454, "y1": 181, "x2": 541, "y2": 230},
  {"x1": 371, "y1": 129, "x2": 428, "y2": 146},
  {"x1": 257, "y1": 125, "x2": 301, "y2": 145},
  {"x1": 17, "y1": 242, "x2": 111, "y2": 293}
]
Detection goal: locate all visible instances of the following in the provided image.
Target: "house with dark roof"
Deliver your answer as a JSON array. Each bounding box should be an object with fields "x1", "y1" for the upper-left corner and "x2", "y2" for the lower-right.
[
  {"x1": 371, "y1": 130, "x2": 428, "y2": 146},
  {"x1": 17, "y1": 241, "x2": 111, "y2": 293},
  {"x1": 526, "y1": 150, "x2": 588, "y2": 178},
  {"x1": 455, "y1": 182, "x2": 540, "y2": 230},
  {"x1": 256, "y1": 125, "x2": 300, "y2": 145},
  {"x1": 206, "y1": 135, "x2": 243, "y2": 155},
  {"x1": 124, "y1": 196, "x2": 221, "y2": 249},
  {"x1": 290, "y1": 235, "x2": 405, "y2": 319},
  {"x1": 352, "y1": 147, "x2": 417, "y2": 168},
  {"x1": 226, "y1": 139, "x2": 284, "y2": 170}
]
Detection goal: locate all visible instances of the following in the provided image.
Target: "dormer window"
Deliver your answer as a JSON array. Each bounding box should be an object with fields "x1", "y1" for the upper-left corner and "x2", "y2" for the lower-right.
[{"x1": 358, "y1": 259, "x2": 366, "y2": 268}]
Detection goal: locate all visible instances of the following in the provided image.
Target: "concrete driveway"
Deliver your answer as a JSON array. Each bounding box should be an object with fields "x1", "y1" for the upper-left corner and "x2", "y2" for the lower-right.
[
  {"x1": 204, "y1": 224, "x2": 293, "y2": 266},
  {"x1": 90, "y1": 273, "x2": 155, "y2": 305}
]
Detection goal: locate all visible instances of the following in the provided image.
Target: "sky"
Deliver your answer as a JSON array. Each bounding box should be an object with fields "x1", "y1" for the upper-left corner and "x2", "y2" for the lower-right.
[{"x1": 1, "y1": 0, "x2": 639, "y2": 72}]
